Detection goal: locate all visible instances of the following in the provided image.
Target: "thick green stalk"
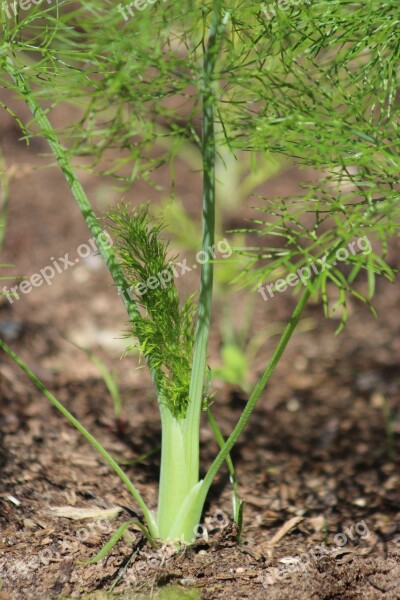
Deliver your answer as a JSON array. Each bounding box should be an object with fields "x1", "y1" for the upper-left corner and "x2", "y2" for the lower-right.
[
  {"x1": 156, "y1": 7, "x2": 225, "y2": 541},
  {"x1": 156, "y1": 408, "x2": 193, "y2": 539},
  {"x1": 156, "y1": 407, "x2": 206, "y2": 541}
]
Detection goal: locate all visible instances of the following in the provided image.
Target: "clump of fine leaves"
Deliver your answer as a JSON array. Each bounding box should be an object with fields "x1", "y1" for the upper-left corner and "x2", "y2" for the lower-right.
[
  {"x1": 227, "y1": 1, "x2": 400, "y2": 326},
  {"x1": 1, "y1": 1, "x2": 398, "y2": 329},
  {"x1": 109, "y1": 205, "x2": 196, "y2": 418}
]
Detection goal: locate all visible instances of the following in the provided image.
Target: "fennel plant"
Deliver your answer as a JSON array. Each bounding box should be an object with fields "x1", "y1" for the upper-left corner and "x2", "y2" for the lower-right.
[{"x1": 0, "y1": 0, "x2": 399, "y2": 546}]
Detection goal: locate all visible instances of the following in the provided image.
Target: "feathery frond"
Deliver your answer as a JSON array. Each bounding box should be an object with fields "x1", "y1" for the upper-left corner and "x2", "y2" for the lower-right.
[{"x1": 108, "y1": 205, "x2": 196, "y2": 418}]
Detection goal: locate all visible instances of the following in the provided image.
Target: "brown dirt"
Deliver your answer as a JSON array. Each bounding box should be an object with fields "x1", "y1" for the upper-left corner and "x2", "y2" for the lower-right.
[{"x1": 0, "y1": 100, "x2": 400, "y2": 600}]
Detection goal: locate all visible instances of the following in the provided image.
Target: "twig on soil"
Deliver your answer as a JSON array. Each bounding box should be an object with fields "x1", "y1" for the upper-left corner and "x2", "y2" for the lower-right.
[{"x1": 267, "y1": 516, "x2": 304, "y2": 548}]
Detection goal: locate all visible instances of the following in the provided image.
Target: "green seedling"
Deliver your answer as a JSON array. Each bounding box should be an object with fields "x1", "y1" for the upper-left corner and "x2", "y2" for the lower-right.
[
  {"x1": 0, "y1": 147, "x2": 10, "y2": 252},
  {"x1": 212, "y1": 298, "x2": 261, "y2": 392},
  {"x1": 0, "y1": 1, "x2": 399, "y2": 554}
]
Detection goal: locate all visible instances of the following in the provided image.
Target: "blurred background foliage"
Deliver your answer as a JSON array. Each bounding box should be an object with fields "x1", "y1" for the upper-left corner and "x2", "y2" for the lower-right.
[{"x1": 1, "y1": 0, "x2": 399, "y2": 386}]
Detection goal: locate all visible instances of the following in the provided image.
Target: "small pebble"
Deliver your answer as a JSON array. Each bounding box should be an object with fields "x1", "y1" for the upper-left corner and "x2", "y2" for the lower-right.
[
  {"x1": 287, "y1": 398, "x2": 300, "y2": 412},
  {"x1": 180, "y1": 578, "x2": 196, "y2": 586},
  {"x1": 0, "y1": 319, "x2": 23, "y2": 342},
  {"x1": 353, "y1": 498, "x2": 367, "y2": 507},
  {"x1": 294, "y1": 356, "x2": 308, "y2": 371},
  {"x1": 370, "y1": 392, "x2": 384, "y2": 409}
]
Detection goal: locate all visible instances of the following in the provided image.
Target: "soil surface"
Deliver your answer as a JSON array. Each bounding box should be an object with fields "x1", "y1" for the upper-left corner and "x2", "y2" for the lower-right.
[{"x1": 0, "y1": 98, "x2": 399, "y2": 599}]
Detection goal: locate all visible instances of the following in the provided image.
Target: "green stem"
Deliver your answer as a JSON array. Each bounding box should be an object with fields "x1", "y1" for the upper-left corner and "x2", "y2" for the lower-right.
[
  {"x1": 2, "y1": 54, "x2": 122, "y2": 295},
  {"x1": 0, "y1": 146, "x2": 10, "y2": 252},
  {"x1": 184, "y1": 2, "x2": 223, "y2": 493},
  {"x1": 0, "y1": 338, "x2": 158, "y2": 537},
  {"x1": 207, "y1": 409, "x2": 243, "y2": 525},
  {"x1": 201, "y1": 288, "x2": 311, "y2": 498}
]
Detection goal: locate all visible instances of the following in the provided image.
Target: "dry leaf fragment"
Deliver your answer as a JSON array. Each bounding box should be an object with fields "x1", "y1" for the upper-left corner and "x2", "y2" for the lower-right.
[{"x1": 49, "y1": 506, "x2": 121, "y2": 521}]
